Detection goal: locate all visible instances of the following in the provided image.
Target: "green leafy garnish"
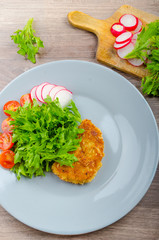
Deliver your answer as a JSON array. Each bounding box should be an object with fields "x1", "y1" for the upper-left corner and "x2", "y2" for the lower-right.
[
  {"x1": 5, "y1": 97, "x2": 84, "y2": 180},
  {"x1": 125, "y1": 20, "x2": 159, "y2": 96},
  {"x1": 11, "y1": 18, "x2": 44, "y2": 63}
]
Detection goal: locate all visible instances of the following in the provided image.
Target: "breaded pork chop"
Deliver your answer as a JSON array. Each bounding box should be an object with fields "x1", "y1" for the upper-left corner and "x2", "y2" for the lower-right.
[{"x1": 52, "y1": 119, "x2": 104, "y2": 184}]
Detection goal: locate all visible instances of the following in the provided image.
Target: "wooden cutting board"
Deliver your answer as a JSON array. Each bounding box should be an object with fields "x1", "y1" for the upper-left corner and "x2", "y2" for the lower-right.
[{"x1": 68, "y1": 5, "x2": 158, "y2": 78}]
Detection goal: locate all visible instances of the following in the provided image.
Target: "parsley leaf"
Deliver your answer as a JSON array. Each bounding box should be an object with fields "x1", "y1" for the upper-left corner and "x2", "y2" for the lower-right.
[
  {"x1": 125, "y1": 20, "x2": 159, "y2": 96},
  {"x1": 11, "y1": 18, "x2": 44, "y2": 63},
  {"x1": 5, "y1": 97, "x2": 84, "y2": 180}
]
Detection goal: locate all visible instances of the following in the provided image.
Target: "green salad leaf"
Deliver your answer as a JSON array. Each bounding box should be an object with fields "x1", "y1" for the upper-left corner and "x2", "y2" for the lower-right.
[
  {"x1": 11, "y1": 18, "x2": 44, "y2": 63},
  {"x1": 125, "y1": 20, "x2": 159, "y2": 96},
  {"x1": 5, "y1": 97, "x2": 84, "y2": 180}
]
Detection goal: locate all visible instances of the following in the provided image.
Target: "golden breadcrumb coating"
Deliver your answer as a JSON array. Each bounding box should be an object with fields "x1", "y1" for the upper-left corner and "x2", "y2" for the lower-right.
[{"x1": 52, "y1": 119, "x2": 104, "y2": 184}]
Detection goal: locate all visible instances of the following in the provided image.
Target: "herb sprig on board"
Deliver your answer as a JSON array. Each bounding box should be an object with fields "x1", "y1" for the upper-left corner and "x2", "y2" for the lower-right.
[{"x1": 11, "y1": 18, "x2": 44, "y2": 63}]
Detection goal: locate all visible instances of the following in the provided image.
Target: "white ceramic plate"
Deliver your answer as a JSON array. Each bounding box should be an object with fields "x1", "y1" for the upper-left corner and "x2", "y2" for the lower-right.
[{"x1": 0, "y1": 60, "x2": 158, "y2": 235}]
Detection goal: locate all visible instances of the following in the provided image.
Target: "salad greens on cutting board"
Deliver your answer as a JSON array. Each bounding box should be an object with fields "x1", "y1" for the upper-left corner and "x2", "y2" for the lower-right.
[{"x1": 126, "y1": 20, "x2": 159, "y2": 96}]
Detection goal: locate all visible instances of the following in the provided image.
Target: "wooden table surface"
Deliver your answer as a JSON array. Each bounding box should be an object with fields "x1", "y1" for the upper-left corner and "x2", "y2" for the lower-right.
[{"x1": 0, "y1": 0, "x2": 159, "y2": 239}]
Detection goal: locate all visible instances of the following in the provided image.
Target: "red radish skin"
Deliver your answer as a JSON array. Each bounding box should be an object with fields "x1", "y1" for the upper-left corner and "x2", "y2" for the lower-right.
[
  {"x1": 54, "y1": 89, "x2": 72, "y2": 108},
  {"x1": 119, "y1": 14, "x2": 138, "y2": 31},
  {"x1": 117, "y1": 42, "x2": 135, "y2": 59},
  {"x1": 49, "y1": 86, "x2": 66, "y2": 100},
  {"x1": 40, "y1": 83, "x2": 49, "y2": 102},
  {"x1": 115, "y1": 31, "x2": 133, "y2": 44},
  {"x1": 127, "y1": 58, "x2": 144, "y2": 66},
  {"x1": 30, "y1": 86, "x2": 42, "y2": 105},
  {"x1": 133, "y1": 19, "x2": 143, "y2": 33},
  {"x1": 66, "y1": 89, "x2": 72, "y2": 94},
  {"x1": 41, "y1": 84, "x2": 56, "y2": 102},
  {"x1": 111, "y1": 23, "x2": 126, "y2": 37},
  {"x1": 30, "y1": 86, "x2": 38, "y2": 101},
  {"x1": 35, "y1": 82, "x2": 49, "y2": 103},
  {"x1": 114, "y1": 39, "x2": 131, "y2": 49}
]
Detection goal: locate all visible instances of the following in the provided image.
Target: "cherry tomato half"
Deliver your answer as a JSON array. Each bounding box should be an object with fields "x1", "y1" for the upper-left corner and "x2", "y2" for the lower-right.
[
  {"x1": 20, "y1": 94, "x2": 32, "y2": 107},
  {"x1": 0, "y1": 132, "x2": 14, "y2": 150},
  {"x1": 3, "y1": 100, "x2": 20, "y2": 116},
  {"x1": 0, "y1": 150, "x2": 15, "y2": 169},
  {"x1": 1, "y1": 117, "x2": 14, "y2": 133}
]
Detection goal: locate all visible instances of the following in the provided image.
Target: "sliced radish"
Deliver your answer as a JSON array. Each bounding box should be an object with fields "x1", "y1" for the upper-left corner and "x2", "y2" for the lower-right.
[
  {"x1": 133, "y1": 19, "x2": 143, "y2": 33},
  {"x1": 41, "y1": 83, "x2": 56, "y2": 102},
  {"x1": 119, "y1": 14, "x2": 138, "y2": 31},
  {"x1": 30, "y1": 86, "x2": 38, "y2": 101},
  {"x1": 132, "y1": 32, "x2": 139, "y2": 41},
  {"x1": 54, "y1": 89, "x2": 72, "y2": 108},
  {"x1": 35, "y1": 82, "x2": 49, "y2": 103},
  {"x1": 116, "y1": 31, "x2": 133, "y2": 44},
  {"x1": 131, "y1": 32, "x2": 141, "y2": 44},
  {"x1": 111, "y1": 23, "x2": 126, "y2": 37},
  {"x1": 114, "y1": 39, "x2": 131, "y2": 49},
  {"x1": 132, "y1": 33, "x2": 139, "y2": 40},
  {"x1": 49, "y1": 86, "x2": 66, "y2": 101},
  {"x1": 117, "y1": 42, "x2": 135, "y2": 59},
  {"x1": 127, "y1": 58, "x2": 143, "y2": 66},
  {"x1": 131, "y1": 37, "x2": 136, "y2": 45},
  {"x1": 30, "y1": 86, "x2": 42, "y2": 105},
  {"x1": 131, "y1": 39, "x2": 136, "y2": 45}
]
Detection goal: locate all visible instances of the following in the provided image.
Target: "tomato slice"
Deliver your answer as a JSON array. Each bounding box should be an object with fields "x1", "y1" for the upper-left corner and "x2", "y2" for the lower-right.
[
  {"x1": 3, "y1": 100, "x2": 20, "y2": 116},
  {"x1": 1, "y1": 117, "x2": 14, "y2": 133},
  {"x1": 0, "y1": 150, "x2": 15, "y2": 169},
  {"x1": 0, "y1": 132, "x2": 14, "y2": 150},
  {"x1": 20, "y1": 94, "x2": 32, "y2": 107}
]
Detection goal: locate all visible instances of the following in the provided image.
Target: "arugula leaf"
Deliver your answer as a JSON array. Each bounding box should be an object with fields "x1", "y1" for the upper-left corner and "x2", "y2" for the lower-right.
[
  {"x1": 11, "y1": 18, "x2": 44, "y2": 63},
  {"x1": 6, "y1": 97, "x2": 84, "y2": 180},
  {"x1": 125, "y1": 20, "x2": 159, "y2": 96}
]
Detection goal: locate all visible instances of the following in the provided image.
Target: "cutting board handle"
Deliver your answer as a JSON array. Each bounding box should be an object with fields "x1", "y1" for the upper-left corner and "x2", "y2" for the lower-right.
[{"x1": 68, "y1": 11, "x2": 105, "y2": 37}]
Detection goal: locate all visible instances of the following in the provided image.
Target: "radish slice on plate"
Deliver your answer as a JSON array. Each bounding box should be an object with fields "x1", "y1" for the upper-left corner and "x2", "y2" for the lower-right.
[
  {"x1": 133, "y1": 19, "x2": 143, "y2": 33},
  {"x1": 49, "y1": 86, "x2": 66, "y2": 100},
  {"x1": 117, "y1": 42, "x2": 135, "y2": 59},
  {"x1": 114, "y1": 39, "x2": 131, "y2": 49},
  {"x1": 111, "y1": 23, "x2": 125, "y2": 37},
  {"x1": 41, "y1": 83, "x2": 56, "y2": 102},
  {"x1": 30, "y1": 86, "x2": 38, "y2": 101},
  {"x1": 30, "y1": 85, "x2": 42, "y2": 105},
  {"x1": 119, "y1": 14, "x2": 138, "y2": 31},
  {"x1": 35, "y1": 82, "x2": 49, "y2": 103},
  {"x1": 127, "y1": 58, "x2": 144, "y2": 66},
  {"x1": 54, "y1": 89, "x2": 72, "y2": 108},
  {"x1": 115, "y1": 31, "x2": 133, "y2": 44}
]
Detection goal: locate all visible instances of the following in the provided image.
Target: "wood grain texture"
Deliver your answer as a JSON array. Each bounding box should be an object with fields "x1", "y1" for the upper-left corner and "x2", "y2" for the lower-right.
[
  {"x1": 0, "y1": 0, "x2": 159, "y2": 239},
  {"x1": 68, "y1": 5, "x2": 158, "y2": 78}
]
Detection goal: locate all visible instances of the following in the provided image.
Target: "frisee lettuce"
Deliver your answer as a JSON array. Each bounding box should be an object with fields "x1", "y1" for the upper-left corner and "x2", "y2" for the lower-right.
[
  {"x1": 5, "y1": 97, "x2": 84, "y2": 180},
  {"x1": 125, "y1": 20, "x2": 159, "y2": 96},
  {"x1": 11, "y1": 18, "x2": 44, "y2": 63}
]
